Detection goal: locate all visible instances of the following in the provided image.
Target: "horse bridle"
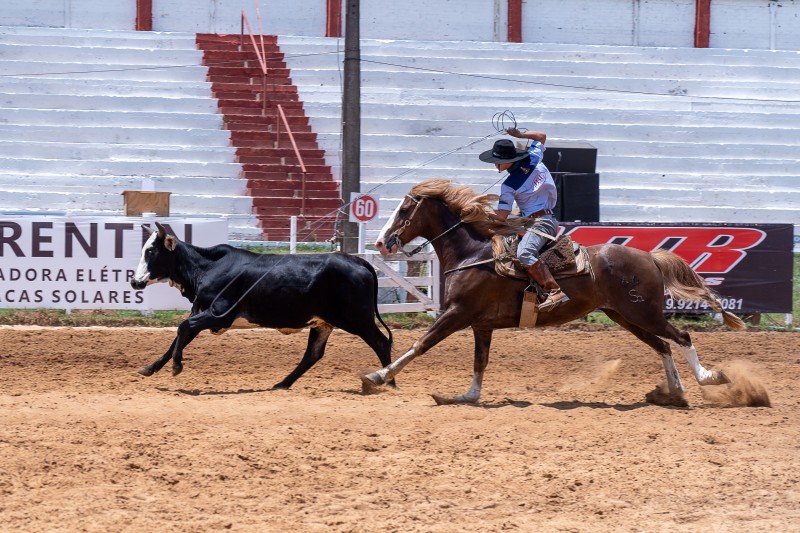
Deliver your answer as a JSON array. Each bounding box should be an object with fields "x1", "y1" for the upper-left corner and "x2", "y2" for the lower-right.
[{"x1": 387, "y1": 194, "x2": 463, "y2": 257}]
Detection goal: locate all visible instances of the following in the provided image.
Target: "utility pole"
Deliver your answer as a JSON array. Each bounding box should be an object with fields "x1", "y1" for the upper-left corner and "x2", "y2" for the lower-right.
[{"x1": 340, "y1": 0, "x2": 360, "y2": 253}]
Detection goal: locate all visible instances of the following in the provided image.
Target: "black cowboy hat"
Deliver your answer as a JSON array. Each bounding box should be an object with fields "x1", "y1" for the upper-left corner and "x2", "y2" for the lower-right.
[{"x1": 478, "y1": 139, "x2": 529, "y2": 164}]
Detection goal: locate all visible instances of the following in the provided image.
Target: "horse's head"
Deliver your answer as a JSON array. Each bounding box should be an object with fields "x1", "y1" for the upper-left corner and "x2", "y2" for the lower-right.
[
  {"x1": 375, "y1": 194, "x2": 427, "y2": 256},
  {"x1": 375, "y1": 178, "x2": 501, "y2": 256}
]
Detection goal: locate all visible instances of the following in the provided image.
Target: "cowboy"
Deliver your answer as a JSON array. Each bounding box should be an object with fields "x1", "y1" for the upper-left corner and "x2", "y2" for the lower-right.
[{"x1": 479, "y1": 127, "x2": 570, "y2": 311}]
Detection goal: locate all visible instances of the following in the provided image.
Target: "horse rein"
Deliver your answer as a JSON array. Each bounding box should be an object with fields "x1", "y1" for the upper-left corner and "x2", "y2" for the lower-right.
[
  {"x1": 390, "y1": 194, "x2": 424, "y2": 242},
  {"x1": 390, "y1": 194, "x2": 464, "y2": 257},
  {"x1": 388, "y1": 192, "x2": 556, "y2": 274},
  {"x1": 389, "y1": 192, "x2": 532, "y2": 276}
]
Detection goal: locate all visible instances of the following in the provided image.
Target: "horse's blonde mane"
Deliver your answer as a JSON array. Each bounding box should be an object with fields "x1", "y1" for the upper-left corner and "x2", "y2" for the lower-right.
[
  {"x1": 410, "y1": 178, "x2": 494, "y2": 223},
  {"x1": 409, "y1": 178, "x2": 519, "y2": 236}
]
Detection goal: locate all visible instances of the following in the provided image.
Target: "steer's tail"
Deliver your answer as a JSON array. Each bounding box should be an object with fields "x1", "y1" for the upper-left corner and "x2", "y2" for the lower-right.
[
  {"x1": 367, "y1": 263, "x2": 394, "y2": 348},
  {"x1": 651, "y1": 249, "x2": 746, "y2": 330},
  {"x1": 351, "y1": 255, "x2": 394, "y2": 348}
]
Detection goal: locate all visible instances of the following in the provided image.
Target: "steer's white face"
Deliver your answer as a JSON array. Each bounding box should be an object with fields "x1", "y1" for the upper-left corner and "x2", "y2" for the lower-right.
[{"x1": 131, "y1": 231, "x2": 161, "y2": 289}]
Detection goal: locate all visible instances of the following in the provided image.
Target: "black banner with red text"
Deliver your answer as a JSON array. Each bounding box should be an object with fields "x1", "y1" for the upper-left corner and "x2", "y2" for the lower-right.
[{"x1": 561, "y1": 223, "x2": 794, "y2": 314}]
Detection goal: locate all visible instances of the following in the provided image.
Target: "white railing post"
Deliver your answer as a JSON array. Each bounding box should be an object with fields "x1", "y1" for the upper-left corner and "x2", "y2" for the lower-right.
[
  {"x1": 358, "y1": 222, "x2": 366, "y2": 254},
  {"x1": 290, "y1": 216, "x2": 297, "y2": 253},
  {"x1": 364, "y1": 251, "x2": 440, "y2": 315}
]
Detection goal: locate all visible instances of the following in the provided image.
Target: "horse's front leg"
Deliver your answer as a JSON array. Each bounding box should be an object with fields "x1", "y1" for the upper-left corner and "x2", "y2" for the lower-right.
[
  {"x1": 431, "y1": 328, "x2": 492, "y2": 405},
  {"x1": 361, "y1": 309, "x2": 468, "y2": 391}
]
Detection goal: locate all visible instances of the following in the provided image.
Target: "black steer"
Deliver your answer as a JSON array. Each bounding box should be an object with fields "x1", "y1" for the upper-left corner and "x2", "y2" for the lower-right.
[{"x1": 130, "y1": 222, "x2": 394, "y2": 389}]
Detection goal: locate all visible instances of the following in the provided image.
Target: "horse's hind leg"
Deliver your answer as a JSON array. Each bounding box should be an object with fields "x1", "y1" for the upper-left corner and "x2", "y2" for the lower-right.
[
  {"x1": 603, "y1": 310, "x2": 687, "y2": 407},
  {"x1": 431, "y1": 328, "x2": 492, "y2": 405},
  {"x1": 668, "y1": 330, "x2": 730, "y2": 386},
  {"x1": 610, "y1": 309, "x2": 729, "y2": 386}
]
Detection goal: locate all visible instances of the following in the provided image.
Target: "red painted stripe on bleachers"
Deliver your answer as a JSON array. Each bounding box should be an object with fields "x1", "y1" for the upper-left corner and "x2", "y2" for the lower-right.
[{"x1": 196, "y1": 33, "x2": 339, "y2": 242}]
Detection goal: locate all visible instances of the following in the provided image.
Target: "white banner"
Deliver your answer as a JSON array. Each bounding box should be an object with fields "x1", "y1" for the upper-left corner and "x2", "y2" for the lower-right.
[{"x1": 0, "y1": 216, "x2": 228, "y2": 310}]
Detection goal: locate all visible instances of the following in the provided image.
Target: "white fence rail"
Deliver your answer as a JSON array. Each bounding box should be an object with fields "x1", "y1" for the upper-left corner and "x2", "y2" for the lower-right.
[{"x1": 360, "y1": 251, "x2": 440, "y2": 315}]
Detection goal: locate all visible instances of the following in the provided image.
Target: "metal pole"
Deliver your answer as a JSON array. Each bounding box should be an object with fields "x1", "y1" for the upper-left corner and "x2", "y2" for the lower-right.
[
  {"x1": 240, "y1": 11, "x2": 244, "y2": 48},
  {"x1": 340, "y1": 0, "x2": 360, "y2": 253}
]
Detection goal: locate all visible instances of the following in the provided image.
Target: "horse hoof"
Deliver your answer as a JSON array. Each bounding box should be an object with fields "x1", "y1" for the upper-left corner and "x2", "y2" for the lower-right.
[
  {"x1": 172, "y1": 365, "x2": 183, "y2": 377},
  {"x1": 645, "y1": 387, "x2": 688, "y2": 408},
  {"x1": 697, "y1": 370, "x2": 731, "y2": 386},
  {"x1": 714, "y1": 370, "x2": 731, "y2": 385},
  {"x1": 361, "y1": 371, "x2": 384, "y2": 386},
  {"x1": 361, "y1": 372, "x2": 384, "y2": 394},
  {"x1": 431, "y1": 393, "x2": 476, "y2": 406},
  {"x1": 137, "y1": 367, "x2": 154, "y2": 377}
]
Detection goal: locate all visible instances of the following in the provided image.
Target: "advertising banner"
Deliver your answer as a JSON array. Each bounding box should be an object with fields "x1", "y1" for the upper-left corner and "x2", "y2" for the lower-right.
[
  {"x1": 0, "y1": 217, "x2": 228, "y2": 311},
  {"x1": 563, "y1": 223, "x2": 794, "y2": 314}
]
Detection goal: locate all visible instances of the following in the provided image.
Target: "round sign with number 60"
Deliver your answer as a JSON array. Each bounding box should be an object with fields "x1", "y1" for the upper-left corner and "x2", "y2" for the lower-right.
[{"x1": 350, "y1": 193, "x2": 379, "y2": 223}]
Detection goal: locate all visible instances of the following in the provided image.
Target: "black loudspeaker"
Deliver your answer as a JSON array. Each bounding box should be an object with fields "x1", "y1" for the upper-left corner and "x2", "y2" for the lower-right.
[
  {"x1": 543, "y1": 142, "x2": 597, "y2": 174},
  {"x1": 552, "y1": 172, "x2": 600, "y2": 222}
]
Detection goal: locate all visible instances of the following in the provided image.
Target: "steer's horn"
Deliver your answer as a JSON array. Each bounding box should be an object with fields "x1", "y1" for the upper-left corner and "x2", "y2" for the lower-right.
[{"x1": 155, "y1": 221, "x2": 167, "y2": 239}]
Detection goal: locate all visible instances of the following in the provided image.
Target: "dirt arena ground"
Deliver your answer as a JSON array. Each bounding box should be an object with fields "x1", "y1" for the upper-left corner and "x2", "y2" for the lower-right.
[{"x1": 0, "y1": 325, "x2": 798, "y2": 532}]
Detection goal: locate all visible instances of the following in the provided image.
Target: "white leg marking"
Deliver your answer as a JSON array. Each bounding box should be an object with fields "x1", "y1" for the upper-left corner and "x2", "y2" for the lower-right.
[
  {"x1": 661, "y1": 352, "x2": 685, "y2": 393},
  {"x1": 382, "y1": 344, "x2": 420, "y2": 381},
  {"x1": 455, "y1": 372, "x2": 483, "y2": 403},
  {"x1": 675, "y1": 343, "x2": 717, "y2": 384}
]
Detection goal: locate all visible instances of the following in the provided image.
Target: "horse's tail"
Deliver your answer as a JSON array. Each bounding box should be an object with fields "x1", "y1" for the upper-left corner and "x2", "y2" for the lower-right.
[{"x1": 650, "y1": 249, "x2": 746, "y2": 330}]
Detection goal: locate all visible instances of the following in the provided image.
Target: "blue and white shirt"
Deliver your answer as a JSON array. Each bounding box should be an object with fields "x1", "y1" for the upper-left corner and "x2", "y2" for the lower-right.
[{"x1": 497, "y1": 141, "x2": 557, "y2": 217}]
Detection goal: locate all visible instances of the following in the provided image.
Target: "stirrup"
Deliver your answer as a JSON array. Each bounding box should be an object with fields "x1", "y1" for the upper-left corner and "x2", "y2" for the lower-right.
[{"x1": 539, "y1": 290, "x2": 569, "y2": 312}]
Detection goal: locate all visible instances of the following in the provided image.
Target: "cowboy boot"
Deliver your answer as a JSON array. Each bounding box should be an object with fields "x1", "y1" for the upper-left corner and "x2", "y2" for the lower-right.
[{"x1": 525, "y1": 261, "x2": 570, "y2": 312}]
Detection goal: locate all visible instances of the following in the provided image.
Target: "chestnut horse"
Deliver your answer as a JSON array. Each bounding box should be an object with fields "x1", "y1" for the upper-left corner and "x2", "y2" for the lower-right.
[{"x1": 361, "y1": 179, "x2": 745, "y2": 407}]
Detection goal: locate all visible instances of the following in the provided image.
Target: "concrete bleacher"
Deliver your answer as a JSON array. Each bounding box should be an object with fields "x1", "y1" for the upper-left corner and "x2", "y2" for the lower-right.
[
  {"x1": 2, "y1": 27, "x2": 798, "y2": 245},
  {"x1": 278, "y1": 36, "x2": 800, "y2": 245},
  {"x1": 0, "y1": 26, "x2": 263, "y2": 240}
]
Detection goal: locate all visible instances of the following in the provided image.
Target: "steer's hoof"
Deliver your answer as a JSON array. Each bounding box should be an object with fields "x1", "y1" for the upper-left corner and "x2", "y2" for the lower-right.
[{"x1": 138, "y1": 367, "x2": 154, "y2": 377}]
